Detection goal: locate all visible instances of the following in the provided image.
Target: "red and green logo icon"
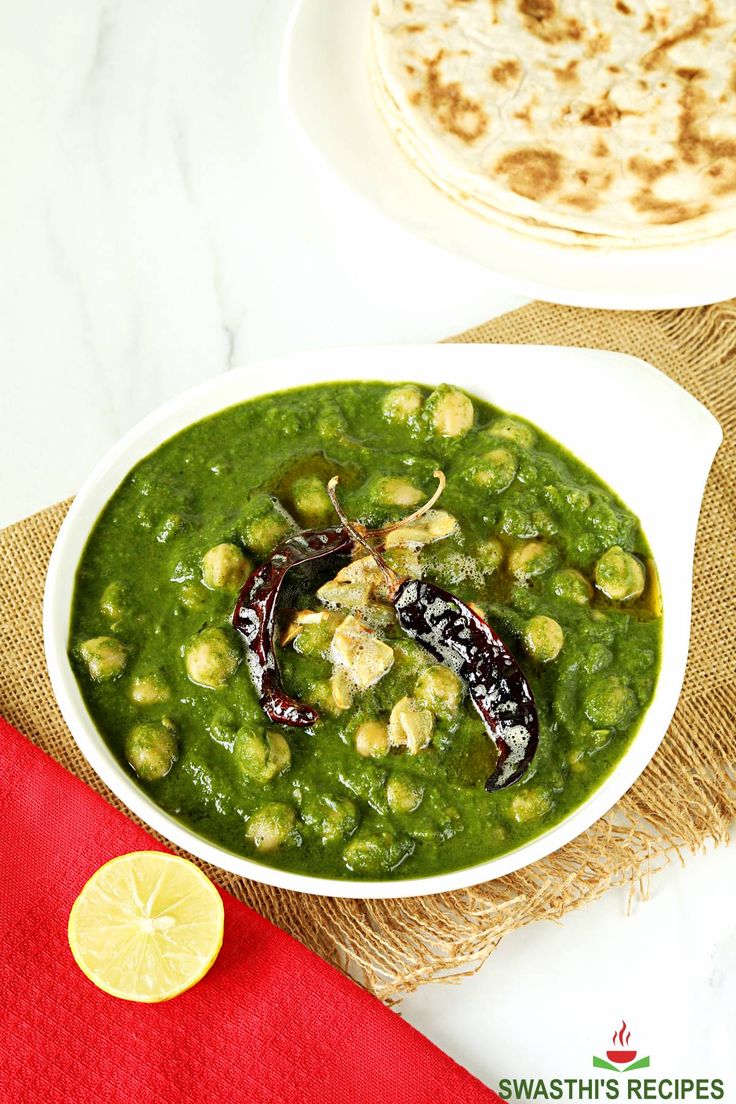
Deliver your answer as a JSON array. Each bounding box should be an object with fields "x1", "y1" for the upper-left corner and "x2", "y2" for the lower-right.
[{"x1": 593, "y1": 1021, "x2": 651, "y2": 1073}]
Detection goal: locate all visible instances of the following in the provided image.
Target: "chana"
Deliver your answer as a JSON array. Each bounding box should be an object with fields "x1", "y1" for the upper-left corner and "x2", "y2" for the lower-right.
[
  {"x1": 179, "y1": 582, "x2": 208, "y2": 610},
  {"x1": 100, "y1": 582, "x2": 126, "y2": 621},
  {"x1": 388, "y1": 696, "x2": 433, "y2": 755},
  {"x1": 79, "y1": 636, "x2": 128, "y2": 682},
  {"x1": 242, "y1": 497, "x2": 293, "y2": 558},
  {"x1": 291, "y1": 475, "x2": 334, "y2": 526},
  {"x1": 476, "y1": 538, "x2": 504, "y2": 575},
  {"x1": 201, "y1": 542, "x2": 251, "y2": 591},
  {"x1": 584, "y1": 674, "x2": 637, "y2": 728},
  {"x1": 129, "y1": 674, "x2": 170, "y2": 705},
  {"x1": 382, "y1": 384, "x2": 423, "y2": 423},
  {"x1": 471, "y1": 447, "x2": 518, "y2": 494},
  {"x1": 343, "y1": 831, "x2": 413, "y2": 875},
  {"x1": 386, "y1": 775, "x2": 424, "y2": 814},
  {"x1": 124, "y1": 721, "x2": 177, "y2": 781},
  {"x1": 429, "y1": 386, "x2": 474, "y2": 438},
  {"x1": 510, "y1": 788, "x2": 552, "y2": 823},
  {"x1": 184, "y1": 627, "x2": 241, "y2": 689},
  {"x1": 551, "y1": 568, "x2": 592, "y2": 605},
  {"x1": 301, "y1": 794, "x2": 359, "y2": 843},
  {"x1": 234, "y1": 727, "x2": 291, "y2": 783},
  {"x1": 594, "y1": 546, "x2": 646, "y2": 602},
  {"x1": 246, "y1": 802, "x2": 296, "y2": 853},
  {"x1": 415, "y1": 665, "x2": 463, "y2": 717},
  {"x1": 523, "y1": 615, "x2": 564, "y2": 662},
  {"x1": 487, "y1": 416, "x2": 535, "y2": 449},
  {"x1": 355, "y1": 720, "x2": 389, "y2": 759},
  {"x1": 507, "y1": 540, "x2": 558, "y2": 581}
]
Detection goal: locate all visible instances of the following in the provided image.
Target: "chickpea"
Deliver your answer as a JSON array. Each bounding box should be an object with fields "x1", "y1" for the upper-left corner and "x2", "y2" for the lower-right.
[
  {"x1": 584, "y1": 674, "x2": 637, "y2": 728},
  {"x1": 382, "y1": 385, "x2": 423, "y2": 423},
  {"x1": 471, "y1": 447, "x2": 518, "y2": 494},
  {"x1": 428, "y1": 386, "x2": 474, "y2": 438},
  {"x1": 179, "y1": 582, "x2": 209, "y2": 611},
  {"x1": 100, "y1": 582, "x2": 126, "y2": 621},
  {"x1": 184, "y1": 627, "x2": 241, "y2": 689},
  {"x1": 375, "y1": 476, "x2": 423, "y2": 508},
  {"x1": 415, "y1": 665, "x2": 463, "y2": 717},
  {"x1": 124, "y1": 722, "x2": 177, "y2": 781},
  {"x1": 551, "y1": 568, "x2": 592, "y2": 605},
  {"x1": 291, "y1": 476, "x2": 334, "y2": 526},
  {"x1": 246, "y1": 802, "x2": 297, "y2": 853},
  {"x1": 343, "y1": 831, "x2": 413, "y2": 875},
  {"x1": 78, "y1": 636, "x2": 128, "y2": 682},
  {"x1": 234, "y1": 727, "x2": 291, "y2": 783},
  {"x1": 386, "y1": 775, "x2": 424, "y2": 814},
  {"x1": 507, "y1": 540, "x2": 558, "y2": 582},
  {"x1": 594, "y1": 546, "x2": 646, "y2": 602},
  {"x1": 523, "y1": 615, "x2": 564, "y2": 662},
  {"x1": 487, "y1": 416, "x2": 535, "y2": 449},
  {"x1": 201, "y1": 542, "x2": 251, "y2": 591},
  {"x1": 242, "y1": 497, "x2": 292, "y2": 558},
  {"x1": 355, "y1": 720, "x2": 389, "y2": 759},
  {"x1": 301, "y1": 794, "x2": 359, "y2": 843},
  {"x1": 245, "y1": 514, "x2": 290, "y2": 558},
  {"x1": 476, "y1": 538, "x2": 504, "y2": 575},
  {"x1": 129, "y1": 674, "x2": 170, "y2": 705},
  {"x1": 510, "y1": 788, "x2": 552, "y2": 823}
]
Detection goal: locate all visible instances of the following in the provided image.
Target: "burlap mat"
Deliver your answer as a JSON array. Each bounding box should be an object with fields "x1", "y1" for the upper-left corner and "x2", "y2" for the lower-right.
[{"x1": 2, "y1": 300, "x2": 734, "y2": 1003}]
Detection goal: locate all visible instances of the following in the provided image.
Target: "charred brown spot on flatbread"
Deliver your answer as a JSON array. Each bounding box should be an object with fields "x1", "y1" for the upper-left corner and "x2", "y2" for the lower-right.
[
  {"x1": 615, "y1": 0, "x2": 633, "y2": 14},
  {"x1": 675, "y1": 68, "x2": 705, "y2": 82},
  {"x1": 561, "y1": 193, "x2": 600, "y2": 211},
  {"x1": 705, "y1": 159, "x2": 736, "y2": 196},
  {"x1": 643, "y1": 3, "x2": 720, "y2": 70},
  {"x1": 631, "y1": 190, "x2": 710, "y2": 225},
  {"x1": 418, "y1": 52, "x2": 489, "y2": 141},
  {"x1": 628, "y1": 156, "x2": 676, "y2": 183},
  {"x1": 553, "y1": 59, "x2": 579, "y2": 84},
  {"x1": 518, "y1": 0, "x2": 554, "y2": 19},
  {"x1": 580, "y1": 98, "x2": 622, "y2": 127},
  {"x1": 495, "y1": 147, "x2": 563, "y2": 200},
  {"x1": 490, "y1": 58, "x2": 521, "y2": 85},
  {"x1": 517, "y1": 0, "x2": 585, "y2": 44}
]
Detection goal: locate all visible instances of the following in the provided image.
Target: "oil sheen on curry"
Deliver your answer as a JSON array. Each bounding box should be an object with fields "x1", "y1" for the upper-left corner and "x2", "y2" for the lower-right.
[{"x1": 69, "y1": 382, "x2": 662, "y2": 881}]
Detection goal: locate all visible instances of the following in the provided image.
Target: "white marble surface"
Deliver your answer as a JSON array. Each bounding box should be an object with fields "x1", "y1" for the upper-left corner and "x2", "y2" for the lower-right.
[{"x1": 1, "y1": 1, "x2": 733, "y2": 1098}]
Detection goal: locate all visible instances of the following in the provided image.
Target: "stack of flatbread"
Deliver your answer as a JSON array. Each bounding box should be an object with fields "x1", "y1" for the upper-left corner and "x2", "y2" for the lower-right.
[{"x1": 370, "y1": 0, "x2": 736, "y2": 248}]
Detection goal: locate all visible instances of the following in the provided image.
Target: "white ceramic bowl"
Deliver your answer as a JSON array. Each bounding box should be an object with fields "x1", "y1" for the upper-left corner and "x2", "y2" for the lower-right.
[
  {"x1": 282, "y1": 0, "x2": 736, "y2": 310},
  {"x1": 44, "y1": 344, "x2": 722, "y2": 898}
]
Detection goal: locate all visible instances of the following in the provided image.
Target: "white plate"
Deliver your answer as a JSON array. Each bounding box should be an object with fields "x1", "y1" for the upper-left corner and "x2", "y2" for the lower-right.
[
  {"x1": 44, "y1": 344, "x2": 722, "y2": 898},
  {"x1": 282, "y1": 0, "x2": 736, "y2": 310}
]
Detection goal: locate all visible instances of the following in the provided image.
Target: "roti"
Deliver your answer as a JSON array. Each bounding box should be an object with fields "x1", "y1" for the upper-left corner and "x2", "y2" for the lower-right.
[{"x1": 370, "y1": 0, "x2": 736, "y2": 248}]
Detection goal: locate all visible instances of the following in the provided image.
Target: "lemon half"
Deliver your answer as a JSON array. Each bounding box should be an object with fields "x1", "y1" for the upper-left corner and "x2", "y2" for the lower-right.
[{"x1": 68, "y1": 851, "x2": 224, "y2": 1002}]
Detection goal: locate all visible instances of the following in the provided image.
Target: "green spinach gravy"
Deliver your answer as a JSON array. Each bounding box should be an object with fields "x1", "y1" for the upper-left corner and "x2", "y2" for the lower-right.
[{"x1": 70, "y1": 382, "x2": 662, "y2": 881}]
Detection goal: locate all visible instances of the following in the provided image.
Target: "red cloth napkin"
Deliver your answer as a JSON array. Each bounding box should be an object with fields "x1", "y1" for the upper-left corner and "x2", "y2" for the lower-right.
[{"x1": 0, "y1": 718, "x2": 501, "y2": 1104}]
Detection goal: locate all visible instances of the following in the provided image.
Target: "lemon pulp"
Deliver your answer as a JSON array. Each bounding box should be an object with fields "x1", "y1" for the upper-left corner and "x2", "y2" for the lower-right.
[{"x1": 68, "y1": 850, "x2": 224, "y2": 1002}]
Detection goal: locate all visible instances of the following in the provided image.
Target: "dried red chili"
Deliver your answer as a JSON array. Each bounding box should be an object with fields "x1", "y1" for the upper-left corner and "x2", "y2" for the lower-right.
[
  {"x1": 232, "y1": 526, "x2": 352, "y2": 726},
  {"x1": 232, "y1": 474, "x2": 539, "y2": 790}
]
